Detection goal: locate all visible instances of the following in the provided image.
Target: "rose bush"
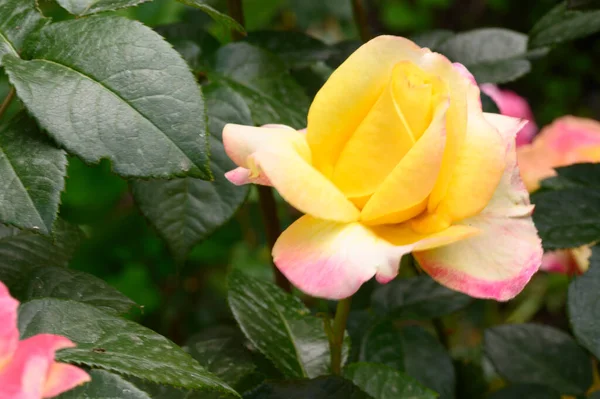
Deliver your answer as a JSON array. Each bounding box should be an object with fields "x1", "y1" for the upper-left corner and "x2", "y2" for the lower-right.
[{"x1": 223, "y1": 36, "x2": 543, "y2": 300}]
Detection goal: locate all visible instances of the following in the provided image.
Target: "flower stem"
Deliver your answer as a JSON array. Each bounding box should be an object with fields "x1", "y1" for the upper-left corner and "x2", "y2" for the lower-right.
[
  {"x1": 225, "y1": 0, "x2": 292, "y2": 292},
  {"x1": 0, "y1": 87, "x2": 16, "y2": 120},
  {"x1": 227, "y1": 0, "x2": 246, "y2": 41},
  {"x1": 257, "y1": 186, "x2": 292, "y2": 292},
  {"x1": 352, "y1": 0, "x2": 373, "y2": 42},
  {"x1": 330, "y1": 297, "x2": 352, "y2": 375}
]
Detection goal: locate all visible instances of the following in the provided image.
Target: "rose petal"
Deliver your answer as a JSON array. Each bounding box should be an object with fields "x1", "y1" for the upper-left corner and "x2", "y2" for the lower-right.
[
  {"x1": 414, "y1": 113, "x2": 542, "y2": 300},
  {"x1": 360, "y1": 100, "x2": 448, "y2": 225},
  {"x1": 331, "y1": 64, "x2": 416, "y2": 198},
  {"x1": 0, "y1": 282, "x2": 19, "y2": 370},
  {"x1": 42, "y1": 363, "x2": 90, "y2": 398},
  {"x1": 517, "y1": 116, "x2": 600, "y2": 192},
  {"x1": 540, "y1": 250, "x2": 578, "y2": 274},
  {"x1": 432, "y1": 111, "x2": 508, "y2": 222},
  {"x1": 224, "y1": 167, "x2": 272, "y2": 186},
  {"x1": 273, "y1": 215, "x2": 479, "y2": 299},
  {"x1": 0, "y1": 334, "x2": 78, "y2": 399},
  {"x1": 223, "y1": 123, "x2": 360, "y2": 222},
  {"x1": 306, "y1": 36, "x2": 427, "y2": 177},
  {"x1": 480, "y1": 84, "x2": 537, "y2": 146}
]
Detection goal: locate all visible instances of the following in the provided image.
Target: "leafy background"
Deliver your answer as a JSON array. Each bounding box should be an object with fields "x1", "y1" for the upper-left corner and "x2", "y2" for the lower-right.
[{"x1": 2, "y1": 0, "x2": 600, "y2": 397}]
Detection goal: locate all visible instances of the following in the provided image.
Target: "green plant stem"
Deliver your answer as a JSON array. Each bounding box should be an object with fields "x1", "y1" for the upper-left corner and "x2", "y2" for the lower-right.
[
  {"x1": 225, "y1": 0, "x2": 291, "y2": 292},
  {"x1": 0, "y1": 87, "x2": 16, "y2": 120},
  {"x1": 257, "y1": 186, "x2": 292, "y2": 292},
  {"x1": 352, "y1": 0, "x2": 373, "y2": 42},
  {"x1": 330, "y1": 297, "x2": 352, "y2": 375},
  {"x1": 227, "y1": 0, "x2": 246, "y2": 41}
]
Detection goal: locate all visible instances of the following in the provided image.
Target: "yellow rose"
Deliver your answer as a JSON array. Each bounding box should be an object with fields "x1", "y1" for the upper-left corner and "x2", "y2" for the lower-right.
[{"x1": 223, "y1": 36, "x2": 542, "y2": 300}]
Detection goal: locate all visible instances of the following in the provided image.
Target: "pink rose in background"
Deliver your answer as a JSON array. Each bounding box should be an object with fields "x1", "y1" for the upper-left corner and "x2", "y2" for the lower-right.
[
  {"x1": 0, "y1": 281, "x2": 89, "y2": 399},
  {"x1": 516, "y1": 116, "x2": 600, "y2": 275},
  {"x1": 481, "y1": 84, "x2": 538, "y2": 146}
]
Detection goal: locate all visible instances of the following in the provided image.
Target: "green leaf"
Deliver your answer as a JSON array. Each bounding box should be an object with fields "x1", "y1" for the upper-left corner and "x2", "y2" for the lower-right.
[
  {"x1": 568, "y1": 0, "x2": 600, "y2": 10},
  {"x1": 185, "y1": 326, "x2": 256, "y2": 387},
  {"x1": 14, "y1": 264, "x2": 136, "y2": 315},
  {"x1": 484, "y1": 323, "x2": 593, "y2": 395},
  {"x1": 0, "y1": 113, "x2": 66, "y2": 234},
  {"x1": 343, "y1": 363, "x2": 438, "y2": 399},
  {"x1": 371, "y1": 275, "x2": 472, "y2": 320},
  {"x1": 531, "y1": 188, "x2": 600, "y2": 249},
  {"x1": 487, "y1": 384, "x2": 561, "y2": 399},
  {"x1": 243, "y1": 31, "x2": 331, "y2": 68},
  {"x1": 58, "y1": 370, "x2": 152, "y2": 399},
  {"x1": 4, "y1": 16, "x2": 210, "y2": 179},
  {"x1": 18, "y1": 298, "x2": 238, "y2": 395},
  {"x1": 554, "y1": 163, "x2": 600, "y2": 187},
  {"x1": 155, "y1": 23, "x2": 220, "y2": 72},
  {"x1": 54, "y1": 0, "x2": 150, "y2": 16},
  {"x1": 481, "y1": 91, "x2": 500, "y2": 114},
  {"x1": 529, "y1": 2, "x2": 600, "y2": 48},
  {"x1": 437, "y1": 28, "x2": 530, "y2": 83},
  {"x1": 206, "y1": 42, "x2": 310, "y2": 128},
  {"x1": 360, "y1": 322, "x2": 455, "y2": 399},
  {"x1": 568, "y1": 246, "x2": 600, "y2": 360},
  {"x1": 244, "y1": 377, "x2": 370, "y2": 399},
  {"x1": 228, "y1": 270, "x2": 347, "y2": 378},
  {"x1": 324, "y1": 40, "x2": 361, "y2": 69},
  {"x1": 410, "y1": 30, "x2": 454, "y2": 51},
  {"x1": 176, "y1": 0, "x2": 245, "y2": 34},
  {"x1": 0, "y1": 0, "x2": 45, "y2": 65},
  {"x1": 131, "y1": 84, "x2": 251, "y2": 262},
  {"x1": 0, "y1": 218, "x2": 83, "y2": 287}
]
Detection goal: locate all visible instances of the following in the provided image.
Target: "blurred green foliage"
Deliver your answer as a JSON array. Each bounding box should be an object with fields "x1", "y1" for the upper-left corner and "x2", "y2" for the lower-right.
[{"x1": 21, "y1": 0, "x2": 598, "y2": 349}]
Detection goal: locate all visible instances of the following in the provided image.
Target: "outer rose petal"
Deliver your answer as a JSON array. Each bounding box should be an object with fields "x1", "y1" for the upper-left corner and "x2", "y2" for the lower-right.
[
  {"x1": 540, "y1": 250, "x2": 579, "y2": 274},
  {"x1": 480, "y1": 84, "x2": 537, "y2": 146},
  {"x1": 273, "y1": 215, "x2": 479, "y2": 299},
  {"x1": 42, "y1": 363, "x2": 91, "y2": 398},
  {"x1": 223, "y1": 124, "x2": 360, "y2": 222},
  {"x1": 517, "y1": 116, "x2": 600, "y2": 191},
  {"x1": 414, "y1": 114, "x2": 542, "y2": 300},
  {"x1": 0, "y1": 282, "x2": 19, "y2": 370},
  {"x1": 0, "y1": 334, "x2": 86, "y2": 399},
  {"x1": 224, "y1": 167, "x2": 272, "y2": 186}
]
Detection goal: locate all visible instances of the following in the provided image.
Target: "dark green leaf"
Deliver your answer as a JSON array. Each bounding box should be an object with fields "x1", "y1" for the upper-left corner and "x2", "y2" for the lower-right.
[
  {"x1": 16, "y1": 265, "x2": 136, "y2": 315},
  {"x1": 4, "y1": 16, "x2": 210, "y2": 179},
  {"x1": 371, "y1": 275, "x2": 472, "y2": 320},
  {"x1": 58, "y1": 370, "x2": 152, "y2": 399},
  {"x1": 324, "y1": 40, "x2": 360, "y2": 69},
  {"x1": 410, "y1": 30, "x2": 454, "y2": 51},
  {"x1": 590, "y1": 391, "x2": 600, "y2": 399},
  {"x1": 481, "y1": 91, "x2": 500, "y2": 114},
  {"x1": 185, "y1": 326, "x2": 256, "y2": 387},
  {"x1": 0, "y1": 113, "x2": 66, "y2": 234},
  {"x1": 0, "y1": 0, "x2": 45, "y2": 65},
  {"x1": 568, "y1": 246, "x2": 600, "y2": 360},
  {"x1": 18, "y1": 299, "x2": 238, "y2": 395},
  {"x1": 206, "y1": 42, "x2": 310, "y2": 128},
  {"x1": 568, "y1": 0, "x2": 600, "y2": 10},
  {"x1": 360, "y1": 322, "x2": 454, "y2": 399},
  {"x1": 0, "y1": 218, "x2": 83, "y2": 288},
  {"x1": 554, "y1": 163, "x2": 600, "y2": 187},
  {"x1": 54, "y1": 0, "x2": 150, "y2": 16},
  {"x1": 343, "y1": 363, "x2": 437, "y2": 399},
  {"x1": 529, "y1": 2, "x2": 600, "y2": 48},
  {"x1": 131, "y1": 84, "x2": 251, "y2": 262},
  {"x1": 155, "y1": 23, "x2": 220, "y2": 72},
  {"x1": 244, "y1": 377, "x2": 370, "y2": 399},
  {"x1": 484, "y1": 324, "x2": 592, "y2": 395},
  {"x1": 228, "y1": 270, "x2": 346, "y2": 378},
  {"x1": 244, "y1": 31, "x2": 331, "y2": 68},
  {"x1": 454, "y1": 360, "x2": 487, "y2": 399},
  {"x1": 487, "y1": 384, "x2": 561, "y2": 399},
  {"x1": 437, "y1": 28, "x2": 530, "y2": 83},
  {"x1": 176, "y1": 0, "x2": 245, "y2": 34},
  {"x1": 531, "y1": 188, "x2": 600, "y2": 249}
]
